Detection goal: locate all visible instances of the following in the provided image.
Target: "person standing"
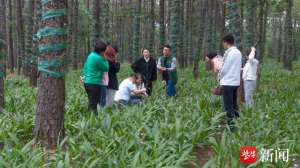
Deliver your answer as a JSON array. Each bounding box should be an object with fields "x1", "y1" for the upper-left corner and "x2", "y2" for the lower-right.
[
  {"x1": 106, "y1": 45, "x2": 120, "y2": 106},
  {"x1": 157, "y1": 45, "x2": 178, "y2": 97},
  {"x1": 82, "y1": 39, "x2": 109, "y2": 114},
  {"x1": 243, "y1": 47, "x2": 259, "y2": 107},
  {"x1": 219, "y1": 35, "x2": 242, "y2": 129},
  {"x1": 131, "y1": 48, "x2": 157, "y2": 96}
]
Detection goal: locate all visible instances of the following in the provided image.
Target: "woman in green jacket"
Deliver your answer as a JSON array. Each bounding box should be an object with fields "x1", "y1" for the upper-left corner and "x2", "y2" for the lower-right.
[{"x1": 82, "y1": 40, "x2": 109, "y2": 114}]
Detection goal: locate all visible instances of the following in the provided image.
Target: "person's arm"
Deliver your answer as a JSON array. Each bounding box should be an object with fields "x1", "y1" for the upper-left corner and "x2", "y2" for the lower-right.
[
  {"x1": 152, "y1": 60, "x2": 158, "y2": 81},
  {"x1": 249, "y1": 47, "x2": 256, "y2": 65},
  {"x1": 110, "y1": 61, "x2": 120, "y2": 73},
  {"x1": 97, "y1": 56, "x2": 109, "y2": 72},
  {"x1": 166, "y1": 57, "x2": 177, "y2": 72},
  {"x1": 157, "y1": 57, "x2": 167, "y2": 71},
  {"x1": 219, "y1": 53, "x2": 232, "y2": 79}
]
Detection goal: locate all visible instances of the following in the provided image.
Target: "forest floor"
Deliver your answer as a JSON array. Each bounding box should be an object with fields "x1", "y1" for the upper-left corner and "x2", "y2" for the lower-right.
[{"x1": 0, "y1": 59, "x2": 299, "y2": 167}]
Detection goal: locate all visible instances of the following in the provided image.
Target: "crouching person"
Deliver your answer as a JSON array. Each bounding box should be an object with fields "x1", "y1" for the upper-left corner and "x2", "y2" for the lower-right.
[{"x1": 114, "y1": 73, "x2": 147, "y2": 105}]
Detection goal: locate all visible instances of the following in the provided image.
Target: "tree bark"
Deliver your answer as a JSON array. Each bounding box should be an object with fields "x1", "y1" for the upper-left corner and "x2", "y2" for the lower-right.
[
  {"x1": 159, "y1": 0, "x2": 165, "y2": 50},
  {"x1": 25, "y1": 0, "x2": 37, "y2": 86},
  {"x1": 7, "y1": 0, "x2": 14, "y2": 73},
  {"x1": 0, "y1": 0, "x2": 6, "y2": 109},
  {"x1": 283, "y1": 0, "x2": 293, "y2": 70},
  {"x1": 34, "y1": 0, "x2": 67, "y2": 149},
  {"x1": 15, "y1": 0, "x2": 25, "y2": 74}
]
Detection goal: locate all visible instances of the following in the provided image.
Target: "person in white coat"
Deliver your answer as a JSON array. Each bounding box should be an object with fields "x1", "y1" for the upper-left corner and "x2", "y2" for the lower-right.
[
  {"x1": 219, "y1": 35, "x2": 242, "y2": 129},
  {"x1": 243, "y1": 47, "x2": 259, "y2": 107}
]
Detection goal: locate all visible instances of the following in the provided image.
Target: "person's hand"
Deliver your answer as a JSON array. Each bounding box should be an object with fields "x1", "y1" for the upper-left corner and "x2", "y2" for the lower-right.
[
  {"x1": 161, "y1": 67, "x2": 167, "y2": 71},
  {"x1": 251, "y1": 47, "x2": 256, "y2": 52},
  {"x1": 80, "y1": 76, "x2": 85, "y2": 84}
]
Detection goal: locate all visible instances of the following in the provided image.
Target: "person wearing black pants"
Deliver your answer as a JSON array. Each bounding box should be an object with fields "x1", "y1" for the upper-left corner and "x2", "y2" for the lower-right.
[
  {"x1": 84, "y1": 84, "x2": 101, "y2": 114},
  {"x1": 82, "y1": 39, "x2": 109, "y2": 114},
  {"x1": 219, "y1": 35, "x2": 242, "y2": 130},
  {"x1": 222, "y1": 86, "x2": 240, "y2": 125}
]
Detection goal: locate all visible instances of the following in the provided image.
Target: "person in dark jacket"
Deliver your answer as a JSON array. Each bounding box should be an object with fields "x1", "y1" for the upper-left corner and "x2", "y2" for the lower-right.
[
  {"x1": 105, "y1": 45, "x2": 120, "y2": 106},
  {"x1": 131, "y1": 48, "x2": 157, "y2": 96}
]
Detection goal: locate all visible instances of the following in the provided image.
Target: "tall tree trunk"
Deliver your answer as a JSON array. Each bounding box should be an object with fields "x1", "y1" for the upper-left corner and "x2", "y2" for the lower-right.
[
  {"x1": 7, "y1": 0, "x2": 14, "y2": 73},
  {"x1": 102, "y1": 0, "x2": 111, "y2": 42},
  {"x1": 170, "y1": 0, "x2": 180, "y2": 60},
  {"x1": 159, "y1": 0, "x2": 165, "y2": 50},
  {"x1": 71, "y1": 0, "x2": 79, "y2": 69},
  {"x1": 149, "y1": 0, "x2": 155, "y2": 54},
  {"x1": 92, "y1": 0, "x2": 101, "y2": 45},
  {"x1": 0, "y1": 0, "x2": 6, "y2": 109},
  {"x1": 226, "y1": 0, "x2": 242, "y2": 49},
  {"x1": 244, "y1": 0, "x2": 257, "y2": 48},
  {"x1": 193, "y1": 0, "x2": 207, "y2": 79},
  {"x1": 132, "y1": 0, "x2": 141, "y2": 60},
  {"x1": 34, "y1": 0, "x2": 67, "y2": 149},
  {"x1": 25, "y1": 0, "x2": 36, "y2": 86},
  {"x1": 15, "y1": 0, "x2": 25, "y2": 74},
  {"x1": 283, "y1": 0, "x2": 293, "y2": 70}
]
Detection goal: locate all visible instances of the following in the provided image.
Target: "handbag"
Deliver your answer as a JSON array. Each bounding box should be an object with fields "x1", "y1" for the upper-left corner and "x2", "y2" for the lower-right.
[{"x1": 212, "y1": 85, "x2": 223, "y2": 96}]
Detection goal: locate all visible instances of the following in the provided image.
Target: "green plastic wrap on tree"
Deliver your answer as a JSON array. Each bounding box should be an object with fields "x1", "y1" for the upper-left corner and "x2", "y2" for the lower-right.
[
  {"x1": 41, "y1": 0, "x2": 50, "y2": 5},
  {"x1": 38, "y1": 59, "x2": 64, "y2": 78},
  {"x1": 37, "y1": 27, "x2": 66, "y2": 39},
  {"x1": 42, "y1": 9, "x2": 66, "y2": 20},
  {"x1": 38, "y1": 43, "x2": 67, "y2": 53},
  {"x1": 0, "y1": 71, "x2": 5, "y2": 78}
]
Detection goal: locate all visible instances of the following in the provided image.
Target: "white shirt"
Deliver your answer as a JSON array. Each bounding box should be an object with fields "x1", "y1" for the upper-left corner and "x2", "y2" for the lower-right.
[
  {"x1": 114, "y1": 78, "x2": 137, "y2": 101},
  {"x1": 219, "y1": 46, "x2": 242, "y2": 86},
  {"x1": 144, "y1": 57, "x2": 150, "y2": 63},
  {"x1": 243, "y1": 50, "x2": 259, "y2": 81}
]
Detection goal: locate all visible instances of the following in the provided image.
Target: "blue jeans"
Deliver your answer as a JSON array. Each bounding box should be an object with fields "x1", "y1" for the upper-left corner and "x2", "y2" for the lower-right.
[
  {"x1": 99, "y1": 85, "x2": 107, "y2": 107},
  {"x1": 118, "y1": 96, "x2": 142, "y2": 106},
  {"x1": 244, "y1": 80, "x2": 256, "y2": 107},
  {"x1": 166, "y1": 80, "x2": 176, "y2": 97}
]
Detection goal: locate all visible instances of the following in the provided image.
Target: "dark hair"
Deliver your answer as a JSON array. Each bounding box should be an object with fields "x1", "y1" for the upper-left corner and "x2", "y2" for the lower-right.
[
  {"x1": 111, "y1": 44, "x2": 119, "y2": 53},
  {"x1": 223, "y1": 35, "x2": 235, "y2": 45},
  {"x1": 206, "y1": 51, "x2": 218, "y2": 59},
  {"x1": 244, "y1": 48, "x2": 251, "y2": 57},
  {"x1": 94, "y1": 39, "x2": 107, "y2": 54},
  {"x1": 130, "y1": 73, "x2": 142, "y2": 80},
  {"x1": 142, "y1": 48, "x2": 149, "y2": 52},
  {"x1": 163, "y1": 45, "x2": 171, "y2": 50}
]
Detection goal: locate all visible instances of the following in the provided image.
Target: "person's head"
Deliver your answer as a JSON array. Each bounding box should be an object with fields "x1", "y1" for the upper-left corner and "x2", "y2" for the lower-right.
[
  {"x1": 162, "y1": 45, "x2": 171, "y2": 57},
  {"x1": 142, "y1": 48, "x2": 150, "y2": 59},
  {"x1": 206, "y1": 51, "x2": 218, "y2": 61},
  {"x1": 244, "y1": 48, "x2": 252, "y2": 60},
  {"x1": 130, "y1": 73, "x2": 143, "y2": 84},
  {"x1": 105, "y1": 44, "x2": 118, "y2": 62},
  {"x1": 222, "y1": 35, "x2": 235, "y2": 49},
  {"x1": 94, "y1": 39, "x2": 107, "y2": 55}
]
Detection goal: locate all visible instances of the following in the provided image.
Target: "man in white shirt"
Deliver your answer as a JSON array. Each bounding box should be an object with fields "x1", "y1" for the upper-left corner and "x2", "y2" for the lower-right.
[
  {"x1": 243, "y1": 47, "x2": 259, "y2": 106},
  {"x1": 219, "y1": 35, "x2": 242, "y2": 129},
  {"x1": 114, "y1": 73, "x2": 147, "y2": 105}
]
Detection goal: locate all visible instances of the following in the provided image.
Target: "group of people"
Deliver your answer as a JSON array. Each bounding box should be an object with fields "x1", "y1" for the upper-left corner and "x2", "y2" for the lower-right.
[
  {"x1": 82, "y1": 35, "x2": 259, "y2": 130},
  {"x1": 81, "y1": 40, "x2": 178, "y2": 115},
  {"x1": 206, "y1": 35, "x2": 259, "y2": 129}
]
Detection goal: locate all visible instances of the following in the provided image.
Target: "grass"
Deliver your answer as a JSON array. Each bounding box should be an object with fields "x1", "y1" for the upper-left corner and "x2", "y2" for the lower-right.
[{"x1": 0, "y1": 59, "x2": 299, "y2": 168}]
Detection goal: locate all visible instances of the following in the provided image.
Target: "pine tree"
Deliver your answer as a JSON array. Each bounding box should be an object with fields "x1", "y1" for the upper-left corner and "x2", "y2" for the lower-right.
[
  {"x1": 0, "y1": 0, "x2": 6, "y2": 108},
  {"x1": 34, "y1": 0, "x2": 67, "y2": 149},
  {"x1": 15, "y1": 0, "x2": 25, "y2": 74},
  {"x1": 283, "y1": 0, "x2": 294, "y2": 70},
  {"x1": 170, "y1": 0, "x2": 180, "y2": 59},
  {"x1": 132, "y1": 0, "x2": 142, "y2": 59}
]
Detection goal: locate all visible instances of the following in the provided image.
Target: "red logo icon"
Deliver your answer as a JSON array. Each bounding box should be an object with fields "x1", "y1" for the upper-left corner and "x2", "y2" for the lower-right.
[{"x1": 240, "y1": 146, "x2": 257, "y2": 164}]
